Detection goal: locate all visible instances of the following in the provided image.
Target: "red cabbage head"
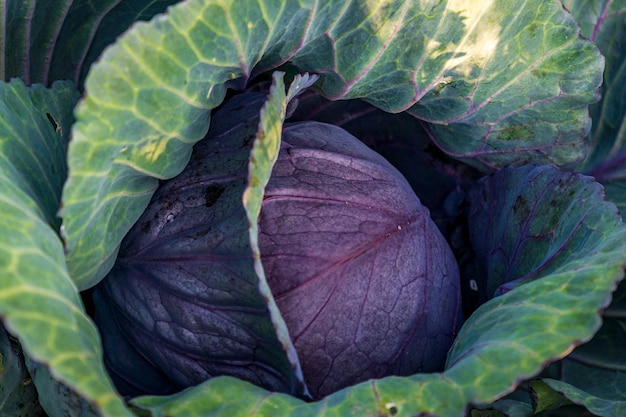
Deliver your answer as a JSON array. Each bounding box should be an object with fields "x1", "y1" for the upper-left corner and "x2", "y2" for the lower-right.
[{"x1": 94, "y1": 91, "x2": 461, "y2": 400}]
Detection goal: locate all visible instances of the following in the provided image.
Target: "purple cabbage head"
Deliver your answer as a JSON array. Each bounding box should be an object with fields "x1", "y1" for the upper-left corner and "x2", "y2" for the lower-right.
[{"x1": 93, "y1": 91, "x2": 461, "y2": 400}]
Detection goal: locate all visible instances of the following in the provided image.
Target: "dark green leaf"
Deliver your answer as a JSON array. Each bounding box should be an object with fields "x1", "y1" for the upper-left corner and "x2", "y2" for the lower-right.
[
  {"x1": 50, "y1": 0, "x2": 184, "y2": 87},
  {"x1": 542, "y1": 378, "x2": 626, "y2": 417},
  {"x1": 0, "y1": 0, "x2": 182, "y2": 86},
  {"x1": 571, "y1": 0, "x2": 626, "y2": 209},
  {"x1": 471, "y1": 409, "x2": 508, "y2": 417},
  {"x1": 0, "y1": 326, "x2": 44, "y2": 417},
  {"x1": 471, "y1": 400, "x2": 532, "y2": 417},
  {"x1": 466, "y1": 165, "x2": 624, "y2": 302},
  {"x1": 25, "y1": 357, "x2": 99, "y2": 417},
  {"x1": 539, "y1": 281, "x2": 626, "y2": 417}
]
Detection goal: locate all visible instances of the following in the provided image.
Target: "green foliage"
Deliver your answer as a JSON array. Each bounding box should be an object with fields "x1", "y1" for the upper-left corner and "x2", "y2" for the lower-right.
[
  {"x1": 0, "y1": 0, "x2": 624, "y2": 416},
  {"x1": 575, "y1": 0, "x2": 626, "y2": 207}
]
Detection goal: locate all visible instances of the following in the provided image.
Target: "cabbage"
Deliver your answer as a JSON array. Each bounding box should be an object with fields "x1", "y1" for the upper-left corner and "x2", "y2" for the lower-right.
[{"x1": 94, "y1": 91, "x2": 461, "y2": 399}]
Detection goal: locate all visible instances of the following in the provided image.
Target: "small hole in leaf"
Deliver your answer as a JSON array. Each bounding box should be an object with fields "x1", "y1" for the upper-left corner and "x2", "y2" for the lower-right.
[
  {"x1": 386, "y1": 402, "x2": 398, "y2": 416},
  {"x1": 46, "y1": 113, "x2": 59, "y2": 132}
]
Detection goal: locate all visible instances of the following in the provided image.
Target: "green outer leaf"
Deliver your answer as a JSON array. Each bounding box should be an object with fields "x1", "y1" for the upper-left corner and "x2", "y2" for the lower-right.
[
  {"x1": 0, "y1": 79, "x2": 132, "y2": 417},
  {"x1": 0, "y1": 0, "x2": 77, "y2": 84},
  {"x1": 27, "y1": 0, "x2": 74, "y2": 85},
  {"x1": 242, "y1": 71, "x2": 318, "y2": 399},
  {"x1": 570, "y1": 0, "x2": 626, "y2": 209},
  {"x1": 405, "y1": 0, "x2": 603, "y2": 171},
  {"x1": 444, "y1": 261, "x2": 621, "y2": 405},
  {"x1": 1, "y1": 0, "x2": 33, "y2": 81},
  {"x1": 542, "y1": 378, "x2": 626, "y2": 417},
  {"x1": 540, "y1": 280, "x2": 626, "y2": 416},
  {"x1": 60, "y1": 0, "x2": 310, "y2": 288},
  {"x1": 444, "y1": 166, "x2": 626, "y2": 406},
  {"x1": 50, "y1": 0, "x2": 185, "y2": 87},
  {"x1": 25, "y1": 357, "x2": 100, "y2": 417},
  {"x1": 1, "y1": 0, "x2": 184, "y2": 86},
  {"x1": 61, "y1": 0, "x2": 604, "y2": 289},
  {"x1": 467, "y1": 165, "x2": 624, "y2": 301},
  {"x1": 131, "y1": 374, "x2": 468, "y2": 417},
  {"x1": 0, "y1": 79, "x2": 76, "y2": 229},
  {"x1": 470, "y1": 399, "x2": 532, "y2": 417},
  {"x1": 558, "y1": 287, "x2": 626, "y2": 388}
]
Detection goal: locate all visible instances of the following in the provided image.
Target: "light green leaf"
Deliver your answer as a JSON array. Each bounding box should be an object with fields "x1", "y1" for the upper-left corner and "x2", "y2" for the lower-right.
[
  {"x1": 403, "y1": 0, "x2": 602, "y2": 171},
  {"x1": 130, "y1": 377, "x2": 308, "y2": 417},
  {"x1": 131, "y1": 373, "x2": 468, "y2": 417},
  {"x1": 61, "y1": 0, "x2": 603, "y2": 289},
  {"x1": 0, "y1": 79, "x2": 132, "y2": 417}
]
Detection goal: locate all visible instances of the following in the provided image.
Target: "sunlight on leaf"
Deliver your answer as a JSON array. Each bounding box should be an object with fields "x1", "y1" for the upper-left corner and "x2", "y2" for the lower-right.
[{"x1": 441, "y1": 0, "x2": 499, "y2": 77}]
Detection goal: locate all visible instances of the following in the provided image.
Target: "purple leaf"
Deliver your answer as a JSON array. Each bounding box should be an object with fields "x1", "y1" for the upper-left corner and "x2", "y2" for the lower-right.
[{"x1": 261, "y1": 121, "x2": 461, "y2": 398}]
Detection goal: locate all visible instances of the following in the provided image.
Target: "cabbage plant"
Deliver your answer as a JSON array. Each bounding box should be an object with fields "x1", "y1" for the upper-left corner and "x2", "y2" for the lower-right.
[{"x1": 0, "y1": 1, "x2": 626, "y2": 417}]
